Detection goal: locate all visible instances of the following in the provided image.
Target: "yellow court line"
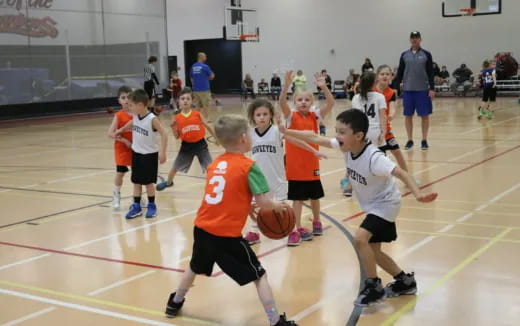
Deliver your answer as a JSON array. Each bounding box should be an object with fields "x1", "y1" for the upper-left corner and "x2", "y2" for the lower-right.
[
  {"x1": 0, "y1": 280, "x2": 219, "y2": 326},
  {"x1": 399, "y1": 229, "x2": 520, "y2": 244},
  {"x1": 400, "y1": 204, "x2": 520, "y2": 217},
  {"x1": 379, "y1": 228, "x2": 513, "y2": 326},
  {"x1": 397, "y1": 217, "x2": 520, "y2": 230}
]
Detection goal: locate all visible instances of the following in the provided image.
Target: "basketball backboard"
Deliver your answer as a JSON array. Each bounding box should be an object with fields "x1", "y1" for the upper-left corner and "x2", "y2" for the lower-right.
[
  {"x1": 442, "y1": 0, "x2": 501, "y2": 17},
  {"x1": 224, "y1": 7, "x2": 259, "y2": 42}
]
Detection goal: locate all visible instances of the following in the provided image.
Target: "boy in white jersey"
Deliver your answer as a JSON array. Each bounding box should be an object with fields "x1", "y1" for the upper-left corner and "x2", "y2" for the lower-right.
[
  {"x1": 244, "y1": 99, "x2": 325, "y2": 244},
  {"x1": 279, "y1": 109, "x2": 437, "y2": 307},
  {"x1": 115, "y1": 89, "x2": 168, "y2": 219}
]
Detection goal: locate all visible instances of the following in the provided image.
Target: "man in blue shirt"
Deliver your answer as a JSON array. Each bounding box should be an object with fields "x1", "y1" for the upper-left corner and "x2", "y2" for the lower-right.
[
  {"x1": 393, "y1": 31, "x2": 435, "y2": 150},
  {"x1": 190, "y1": 52, "x2": 215, "y2": 120}
]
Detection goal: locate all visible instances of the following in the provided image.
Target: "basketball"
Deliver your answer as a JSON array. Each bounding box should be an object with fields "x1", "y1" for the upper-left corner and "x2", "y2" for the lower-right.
[
  {"x1": 257, "y1": 203, "x2": 295, "y2": 239},
  {"x1": 106, "y1": 106, "x2": 114, "y2": 113},
  {"x1": 155, "y1": 106, "x2": 164, "y2": 114}
]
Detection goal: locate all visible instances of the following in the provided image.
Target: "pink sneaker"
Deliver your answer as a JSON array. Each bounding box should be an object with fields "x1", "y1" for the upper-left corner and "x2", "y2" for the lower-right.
[
  {"x1": 287, "y1": 231, "x2": 301, "y2": 246},
  {"x1": 244, "y1": 231, "x2": 261, "y2": 245},
  {"x1": 298, "y1": 227, "x2": 313, "y2": 241},
  {"x1": 312, "y1": 221, "x2": 323, "y2": 236}
]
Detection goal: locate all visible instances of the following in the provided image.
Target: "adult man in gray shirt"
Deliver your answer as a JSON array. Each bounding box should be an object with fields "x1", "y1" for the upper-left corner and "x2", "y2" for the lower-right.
[{"x1": 393, "y1": 31, "x2": 435, "y2": 150}]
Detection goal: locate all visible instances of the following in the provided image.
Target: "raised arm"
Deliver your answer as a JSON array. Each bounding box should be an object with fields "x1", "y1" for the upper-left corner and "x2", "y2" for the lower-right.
[
  {"x1": 280, "y1": 70, "x2": 293, "y2": 118},
  {"x1": 315, "y1": 73, "x2": 335, "y2": 118},
  {"x1": 284, "y1": 135, "x2": 327, "y2": 159},
  {"x1": 152, "y1": 117, "x2": 168, "y2": 164}
]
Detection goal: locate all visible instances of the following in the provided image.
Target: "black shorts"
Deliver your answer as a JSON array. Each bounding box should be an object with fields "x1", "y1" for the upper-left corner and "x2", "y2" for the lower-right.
[
  {"x1": 360, "y1": 214, "x2": 397, "y2": 243},
  {"x1": 379, "y1": 135, "x2": 400, "y2": 152},
  {"x1": 131, "y1": 151, "x2": 158, "y2": 185},
  {"x1": 190, "y1": 227, "x2": 266, "y2": 286},
  {"x1": 144, "y1": 80, "x2": 156, "y2": 100},
  {"x1": 116, "y1": 165, "x2": 129, "y2": 173},
  {"x1": 482, "y1": 86, "x2": 496, "y2": 102},
  {"x1": 287, "y1": 180, "x2": 324, "y2": 201}
]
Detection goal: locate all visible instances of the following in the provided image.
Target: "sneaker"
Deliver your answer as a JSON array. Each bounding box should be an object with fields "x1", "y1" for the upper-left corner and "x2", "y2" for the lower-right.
[
  {"x1": 298, "y1": 227, "x2": 313, "y2": 241},
  {"x1": 287, "y1": 231, "x2": 302, "y2": 246},
  {"x1": 421, "y1": 140, "x2": 429, "y2": 150},
  {"x1": 312, "y1": 221, "x2": 323, "y2": 236},
  {"x1": 385, "y1": 272, "x2": 417, "y2": 297},
  {"x1": 404, "y1": 140, "x2": 414, "y2": 150},
  {"x1": 112, "y1": 190, "x2": 120, "y2": 210},
  {"x1": 478, "y1": 107, "x2": 485, "y2": 120},
  {"x1": 486, "y1": 110, "x2": 494, "y2": 119},
  {"x1": 125, "y1": 203, "x2": 142, "y2": 219},
  {"x1": 354, "y1": 278, "x2": 385, "y2": 307},
  {"x1": 244, "y1": 231, "x2": 261, "y2": 245},
  {"x1": 165, "y1": 292, "x2": 184, "y2": 318},
  {"x1": 273, "y1": 313, "x2": 298, "y2": 326},
  {"x1": 343, "y1": 188, "x2": 353, "y2": 197},
  {"x1": 146, "y1": 202, "x2": 157, "y2": 218},
  {"x1": 156, "y1": 180, "x2": 173, "y2": 191},
  {"x1": 340, "y1": 177, "x2": 349, "y2": 190}
]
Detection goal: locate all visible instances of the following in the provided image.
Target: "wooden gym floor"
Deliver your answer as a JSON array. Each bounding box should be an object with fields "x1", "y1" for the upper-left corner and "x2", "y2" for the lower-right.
[{"x1": 0, "y1": 96, "x2": 519, "y2": 326}]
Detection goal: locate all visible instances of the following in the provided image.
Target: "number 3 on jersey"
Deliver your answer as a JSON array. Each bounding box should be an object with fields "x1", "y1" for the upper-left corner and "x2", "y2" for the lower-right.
[
  {"x1": 363, "y1": 103, "x2": 376, "y2": 118},
  {"x1": 204, "y1": 175, "x2": 226, "y2": 204}
]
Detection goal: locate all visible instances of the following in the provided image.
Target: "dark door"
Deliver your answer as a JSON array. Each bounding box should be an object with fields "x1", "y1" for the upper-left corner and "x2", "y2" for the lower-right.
[{"x1": 184, "y1": 39, "x2": 242, "y2": 93}]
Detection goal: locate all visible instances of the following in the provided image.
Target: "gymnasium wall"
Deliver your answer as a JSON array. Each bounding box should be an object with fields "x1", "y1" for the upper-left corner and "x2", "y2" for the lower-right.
[
  {"x1": 0, "y1": 0, "x2": 168, "y2": 107},
  {"x1": 167, "y1": 0, "x2": 518, "y2": 87}
]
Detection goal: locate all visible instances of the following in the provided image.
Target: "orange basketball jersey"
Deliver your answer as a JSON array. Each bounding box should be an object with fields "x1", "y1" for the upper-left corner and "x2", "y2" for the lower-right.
[
  {"x1": 114, "y1": 109, "x2": 133, "y2": 166},
  {"x1": 375, "y1": 86, "x2": 396, "y2": 139},
  {"x1": 194, "y1": 153, "x2": 255, "y2": 237},
  {"x1": 285, "y1": 110, "x2": 320, "y2": 181},
  {"x1": 174, "y1": 110, "x2": 205, "y2": 143}
]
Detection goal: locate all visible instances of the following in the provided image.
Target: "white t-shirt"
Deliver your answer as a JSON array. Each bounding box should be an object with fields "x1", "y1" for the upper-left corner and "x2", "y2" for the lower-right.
[
  {"x1": 351, "y1": 92, "x2": 386, "y2": 146},
  {"x1": 250, "y1": 125, "x2": 288, "y2": 200},
  {"x1": 131, "y1": 112, "x2": 158, "y2": 154},
  {"x1": 331, "y1": 139, "x2": 401, "y2": 222}
]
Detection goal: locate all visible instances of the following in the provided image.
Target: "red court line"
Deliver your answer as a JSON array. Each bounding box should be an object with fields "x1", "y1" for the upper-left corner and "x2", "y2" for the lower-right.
[
  {"x1": 1, "y1": 144, "x2": 519, "y2": 277},
  {"x1": 0, "y1": 241, "x2": 185, "y2": 274}
]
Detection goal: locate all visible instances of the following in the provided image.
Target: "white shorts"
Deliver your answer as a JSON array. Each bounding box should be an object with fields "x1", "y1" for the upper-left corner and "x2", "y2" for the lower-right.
[
  {"x1": 367, "y1": 129, "x2": 384, "y2": 147},
  {"x1": 267, "y1": 180, "x2": 288, "y2": 201}
]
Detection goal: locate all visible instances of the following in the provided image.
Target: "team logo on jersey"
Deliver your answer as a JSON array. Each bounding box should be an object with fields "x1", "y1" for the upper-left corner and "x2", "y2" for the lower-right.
[
  {"x1": 181, "y1": 124, "x2": 201, "y2": 134},
  {"x1": 347, "y1": 168, "x2": 367, "y2": 185},
  {"x1": 252, "y1": 144, "x2": 277, "y2": 154},
  {"x1": 133, "y1": 125, "x2": 149, "y2": 136},
  {"x1": 214, "y1": 161, "x2": 228, "y2": 175}
]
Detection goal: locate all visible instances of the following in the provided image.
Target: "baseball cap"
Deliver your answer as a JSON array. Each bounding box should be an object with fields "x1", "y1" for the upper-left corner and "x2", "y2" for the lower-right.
[{"x1": 410, "y1": 31, "x2": 421, "y2": 38}]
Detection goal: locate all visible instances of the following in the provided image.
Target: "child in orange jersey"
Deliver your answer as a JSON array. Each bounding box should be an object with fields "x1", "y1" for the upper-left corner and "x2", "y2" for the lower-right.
[
  {"x1": 280, "y1": 70, "x2": 335, "y2": 246},
  {"x1": 156, "y1": 87, "x2": 217, "y2": 191},
  {"x1": 375, "y1": 65, "x2": 410, "y2": 174},
  {"x1": 164, "y1": 114, "x2": 298, "y2": 326},
  {"x1": 107, "y1": 86, "x2": 133, "y2": 210}
]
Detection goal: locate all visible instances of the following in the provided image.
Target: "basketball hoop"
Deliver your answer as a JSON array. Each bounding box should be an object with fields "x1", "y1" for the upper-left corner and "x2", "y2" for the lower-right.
[
  {"x1": 459, "y1": 8, "x2": 475, "y2": 16},
  {"x1": 240, "y1": 34, "x2": 259, "y2": 42}
]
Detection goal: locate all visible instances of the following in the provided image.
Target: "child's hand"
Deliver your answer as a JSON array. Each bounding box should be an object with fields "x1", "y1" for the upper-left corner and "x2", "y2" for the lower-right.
[
  {"x1": 159, "y1": 152, "x2": 166, "y2": 164},
  {"x1": 284, "y1": 70, "x2": 294, "y2": 86},
  {"x1": 108, "y1": 132, "x2": 116, "y2": 139},
  {"x1": 416, "y1": 192, "x2": 438, "y2": 203},
  {"x1": 278, "y1": 122, "x2": 287, "y2": 134},
  {"x1": 272, "y1": 201, "x2": 288, "y2": 215},
  {"x1": 314, "y1": 151, "x2": 328, "y2": 160},
  {"x1": 249, "y1": 203, "x2": 259, "y2": 222},
  {"x1": 388, "y1": 114, "x2": 394, "y2": 122},
  {"x1": 315, "y1": 73, "x2": 326, "y2": 89}
]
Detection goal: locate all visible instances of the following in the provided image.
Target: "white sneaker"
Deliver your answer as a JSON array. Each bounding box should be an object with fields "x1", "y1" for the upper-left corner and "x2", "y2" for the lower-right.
[{"x1": 112, "y1": 190, "x2": 120, "y2": 210}]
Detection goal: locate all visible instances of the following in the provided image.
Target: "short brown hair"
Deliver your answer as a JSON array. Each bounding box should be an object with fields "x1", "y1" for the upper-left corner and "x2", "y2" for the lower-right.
[
  {"x1": 214, "y1": 114, "x2": 249, "y2": 146},
  {"x1": 247, "y1": 99, "x2": 275, "y2": 125},
  {"x1": 129, "y1": 89, "x2": 149, "y2": 106}
]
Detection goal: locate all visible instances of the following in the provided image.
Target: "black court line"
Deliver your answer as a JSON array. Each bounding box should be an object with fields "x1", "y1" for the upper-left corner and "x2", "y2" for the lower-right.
[
  {"x1": 303, "y1": 203, "x2": 365, "y2": 326},
  {"x1": 0, "y1": 186, "x2": 112, "y2": 199}
]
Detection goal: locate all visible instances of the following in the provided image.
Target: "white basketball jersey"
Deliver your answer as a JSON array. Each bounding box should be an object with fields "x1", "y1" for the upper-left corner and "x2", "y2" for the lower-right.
[
  {"x1": 250, "y1": 125, "x2": 288, "y2": 200},
  {"x1": 131, "y1": 112, "x2": 158, "y2": 154},
  {"x1": 331, "y1": 139, "x2": 401, "y2": 222},
  {"x1": 351, "y1": 92, "x2": 386, "y2": 146}
]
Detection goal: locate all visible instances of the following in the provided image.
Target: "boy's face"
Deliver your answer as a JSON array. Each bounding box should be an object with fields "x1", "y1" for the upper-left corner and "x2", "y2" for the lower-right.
[
  {"x1": 128, "y1": 100, "x2": 145, "y2": 115},
  {"x1": 118, "y1": 92, "x2": 129, "y2": 109},
  {"x1": 335, "y1": 121, "x2": 364, "y2": 152},
  {"x1": 178, "y1": 93, "x2": 192, "y2": 109}
]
